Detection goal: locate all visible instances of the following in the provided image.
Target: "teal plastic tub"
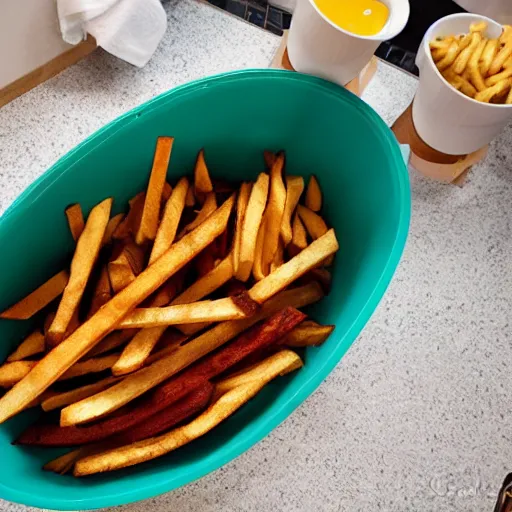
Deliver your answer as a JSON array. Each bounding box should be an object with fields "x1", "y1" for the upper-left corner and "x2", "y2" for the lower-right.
[{"x1": 0, "y1": 70, "x2": 410, "y2": 510}]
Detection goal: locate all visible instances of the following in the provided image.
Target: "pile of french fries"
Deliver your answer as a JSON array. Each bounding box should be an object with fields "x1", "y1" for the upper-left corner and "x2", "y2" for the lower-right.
[
  {"x1": 0, "y1": 137, "x2": 339, "y2": 477},
  {"x1": 430, "y1": 21, "x2": 512, "y2": 104}
]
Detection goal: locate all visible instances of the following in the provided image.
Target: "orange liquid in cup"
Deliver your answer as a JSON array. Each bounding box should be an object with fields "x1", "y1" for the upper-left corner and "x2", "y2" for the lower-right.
[{"x1": 314, "y1": 0, "x2": 389, "y2": 36}]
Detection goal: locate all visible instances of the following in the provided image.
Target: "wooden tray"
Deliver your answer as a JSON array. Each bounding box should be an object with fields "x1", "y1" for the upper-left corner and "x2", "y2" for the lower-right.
[{"x1": 271, "y1": 30, "x2": 378, "y2": 97}]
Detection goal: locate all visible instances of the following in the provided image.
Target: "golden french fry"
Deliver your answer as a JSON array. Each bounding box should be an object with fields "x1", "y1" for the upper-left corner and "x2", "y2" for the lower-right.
[
  {"x1": 485, "y1": 66, "x2": 512, "y2": 86},
  {"x1": 102, "y1": 213, "x2": 124, "y2": 246},
  {"x1": 88, "y1": 265, "x2": 111, "y2": 318},
  {"x1": 305, "y1": 175, "x2": 322, "y2": 212},
  {"x1": 49, "y1": 198, "x2": 112, "y2": 344},
  {"x1": 436, "y1": 40, "x2": 463, "y2": 71},
  {"x1": 480, "y1": 38, "x2": 499, "y2": 76},
  {"x1": 162, "y1": 182, "x2": 172, "y2": 202},
  {"x1": 452, "y1": 31, "x2": 481, "y2": 75},
  {"x1": 262, "y1": 153, "x2": 286, "y2": 273},
  {"x1": 41, "y1": 376, "x2": 122, "y2": 412},
  {"x1": 185, "y1": 186, "x2": 195, "y2": 207},
  {"x1": 236, "y1": 172, "x2": 270, "y2": 282},
  {"x1": 7, "y1": 331, "x2": 45, "y2": 362},
  {"x1": 74, "y1": 350, "x2": 303, "y2": 476},
  {"x1": 119, "y1": 298, "x2": 248, "y2": 329},
  {"x1": 283, "y1": 321, "x2": 335, "y2": 347},
  {"x1": 500, "y1": 25, "x2": 512, "y2": 45},
  {"x1": 113, "y1": 193, "x2": 145, "y2": 240},
  {"x1": 489, "y1": 39, "x2": 512, "y2": 76},
  {"x1": 136, "y1": 137, "x2": 173, "y2": 244},
  {"x1": 87, "y1": 329, "x2": 138, "y2": 357},
  {"x1": 194, "y1": 149, "x2": 213, "y2": 198},
  {"x1": 174, "y1": 256, "x2": 233, "y2": 306},
  {"x1": 252, "y1": 214, "x2": 267, "y2": 281},
  {"x1": 443, "y1": 70, "x2": 477, "y2": 97},
  {"x1": 0, "y1": 361, "x2": 36, "y2": 387},
  {"x1": 149, "y1": 177, "x2": 189, "y2": 264},
  {"x1": 280, "y1": 175, "x2": 304, "y2": 246},
  {"x1": 43, "y1": 311, "x2": 56, "y2": 338},
  {"x1": 0, "y1": 270, "x2": 69, "y2": 320},
  {"x1": 0, "y1": 196, "x2": 234, "y2": 424},
  {"x1": 468, "y1": 39, "x2": 487, "y2": 91},
  {"x1": 263, "y1": 150, "x2": 276, "y2": 169},
  {"x1": 215, "y1": 349, "x2": 303, "y2": 397},
  {"x1": 108, "y1": 252, "x2": 136, "y2": 293},
  {"x1": 111, "y1": 328, "x2": 187, "y2": 376},
  {"x1": 270, "y1": 238, "x2": 284, "y2": 273},
  {"x1": 475, "y1": 78, "x2": 512, "y2": 102},
  {"x1": 297, "y1": 205, "x2": 328, "y2": 240},
  {"x1": 178, "y1": 192, "x2": 217, "y2": 238},
  {"x1": 60, "y1": 282, "x2": 323, "y2": 426},
  {"x1": 65, "y1": 204, "x2": 85, "y2": 242},
  {"x1": 232, "y1": 182, "x2": 252, "y2": 274},
  {"x1": 290, "y1": 212, "x2": 308, "y2": 253},
  {"x1": 60, "y1": 354, "x2": 119, "y2": 381},
  {"x1": 430, "y1": 39, "x2": 451, "y2": 51},
  {"x1": 44, "y1": 446, "x2": 101, "y2": 475},
  {"x1": 470, "y1": 21, "x2": 487, "y2": 33},
  {"x1": 507, "y1": 86, "x2": 512, "y2": 104}
]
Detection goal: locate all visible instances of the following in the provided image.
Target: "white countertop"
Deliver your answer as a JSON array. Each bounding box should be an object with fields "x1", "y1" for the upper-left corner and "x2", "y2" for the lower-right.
[{"x1": 1, "y1": 1, "x2": 512, "y2": 511}]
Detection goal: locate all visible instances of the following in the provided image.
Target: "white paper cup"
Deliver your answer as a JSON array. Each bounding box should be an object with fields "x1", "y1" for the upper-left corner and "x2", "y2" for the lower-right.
[
  {"x1": 413, "y1": 13, "x2": 512, "y2": 155},
  {"x1": 287, "y1": 0, "x2": 410, "y2": 86}
]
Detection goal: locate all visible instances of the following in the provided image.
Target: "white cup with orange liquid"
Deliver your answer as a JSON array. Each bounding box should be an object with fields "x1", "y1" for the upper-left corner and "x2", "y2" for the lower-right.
[{"x1": 287, "y1": 0, "x2": 410, "y2": 86}]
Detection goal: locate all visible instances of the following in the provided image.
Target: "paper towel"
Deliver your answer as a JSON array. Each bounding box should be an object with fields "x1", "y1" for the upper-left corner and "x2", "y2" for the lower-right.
[{"x1": 57, "y1": 0, "x2": 167, "y2": 67}]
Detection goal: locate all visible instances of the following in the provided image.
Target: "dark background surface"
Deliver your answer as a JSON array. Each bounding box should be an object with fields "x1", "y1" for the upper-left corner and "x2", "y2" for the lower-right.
[{"x1": 207, "y1": 0, "x2": 467, "y2": 75}]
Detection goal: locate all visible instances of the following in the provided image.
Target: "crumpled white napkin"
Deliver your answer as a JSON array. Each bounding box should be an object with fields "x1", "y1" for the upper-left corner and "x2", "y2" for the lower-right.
[{"x1": 57, "y1": 0, "x2": 167, "y2": 67}]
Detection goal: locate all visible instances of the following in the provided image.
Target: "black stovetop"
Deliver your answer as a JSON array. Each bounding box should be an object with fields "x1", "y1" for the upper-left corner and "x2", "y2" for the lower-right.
[{"x1": 207, "y1": 0, "x2": 467, "y2": 76}]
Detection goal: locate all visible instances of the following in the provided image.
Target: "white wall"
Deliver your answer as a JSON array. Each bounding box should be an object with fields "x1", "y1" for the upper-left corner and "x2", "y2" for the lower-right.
[{"x1": 0, "y1": 0, "x2": 73, "y2": 89}]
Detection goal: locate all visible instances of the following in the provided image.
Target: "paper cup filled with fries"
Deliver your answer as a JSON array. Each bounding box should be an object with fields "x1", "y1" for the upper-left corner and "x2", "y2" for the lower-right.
[{"x1": 413, "y1": 13, "x2": 512, "y2": 155}]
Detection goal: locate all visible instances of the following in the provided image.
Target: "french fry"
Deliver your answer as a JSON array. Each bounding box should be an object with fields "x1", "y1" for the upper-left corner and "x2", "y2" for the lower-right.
[
  {"x1": 475, "y1": 78, "x2": 512, "y2": 102},
  {"x1": 48, "y1": 198, "x2": 112, "y2": 345},
  {"x1": 162, "y1": 182, "x2": 172, "y2": 202},
  {"x1": 300, "y1": 267, "x2": 332, "y2": 295},
  {"x1": 112, "y1": 328, "x2": 187, "y2": 376},
  {"x1": 215, "y1": 349, "x2": 303, "y2": 396},
  {"x1": 7, "y1": 331, "x2": 45, "y2": 362},
  {"x1": 0, "y1": 361, "x2": 36, "y2": 387},
  {"x1": 262, "y1": 153, "x2": 286, "y2": 273},
  {"x1": 44, "y1": 446, "x2": 100, "y2": 475},
  {"x1": 194, "y1": 149, "x2": 213, "y2": 199},
  {"x1": 289, "y1": 212, "x2": 308, "y2": 257},
  {"x1": 489, "y1": 38, "x2": 512, "y2": 76},
  {"x1": 252, "y1": 215, "x2": 267, "y2": 281},
  {"x1": 0, "y1": 270, "x2": 69, "y2": 320},
  {"x1": 60, "y1": 354, "x2": 119, "y2": 381},
  {"x1": 65, "y1": 204, "x2": 85, "y2": 242},
  {"x1": 43, "y1": 311, "x2": 56, "y2": 338},
  {"x1": 443, "y1": 69, "x2": 478, "y2": 97},
  {"x1": 185, "y1": 186, "x2": 195, "y2": 207},
  {"x1": 297, "y1": 205, "x2": 328, "y2": 240},
  {"x1": 60, "y1": 283, "x2": 322, "y2": 426},
  {"x1": 470, "y1": 21, "x2": 487, "y2": 33},
  {"x1": 270, "y1": 238, "x2": 284, "y2": 273},
  {"x1": 452, "y1": 31, "x2": 481, "y2": 75},
  {"x1": 236, "y1": 172, "x2": 270, "y2": 281},
  {"x1": 113, "y1": 193, "x2": 145, "y2": 240},
  {"x1": 507, "y1": 86, "x2": 512, "y2": 104},
  {"x1": 468, "y1": 39, "x2": 487, "y2": 91},
  {"x1": 87, "y1": 329, "x2": 138, "y2": 357},
  {"x1": 178, "y1": 192, "x2": 217, "y2": 238},
  {"x1": 305, "y1": 175, "x2": 322, "y2": 212},
  {"x1": 88, "y1": 265, "x2": 111, "y2": 318},
  {"x1": 123, "y1": 242, "x2": 146, "y2": 275},
  {"x1": 480, "y1": 38, "x2": 499, "y2": 76},
  {"x1": 108, "y1": 251, "x2": 136, "y2": 293},
  {"x1": 149, "y1": 177, "x2": 189, "y2": 264},
  {"x1": 282, "y1": 321, "x2": 334, "y2": 347},
  {"x1": 249, "y1": 229, "x2": 338, "y2": 303},
  {"x1": 280, "y1": 175, "x2": 304, "y2": 246},
  {"x1": 0, "y1": 195, "x2": 234, "y2": 423},
  {"x1": 74, "y1": 350, "x2": 303, "y2": 476},
  {"x1": 41, "y1": 376, "x2": 122, "y2": 412},
  {"x1": 436, "y1": 40, "x2": 462, "y2": 71},
  {"x1": 232, "y1": 182, "x2": 252, "y2": 274},
  {"x1": 136, "y1": 137, "x2": 173, "y2": 244},
  {"x1": 485, "y1": 66, "x2": 512, "y2": 87},
  {"x1": 263, "y1": 150, "x2": 276, "y2": 169},
  {"x1": 118, "y1": 298, "x2": 248, "y2": 329}
]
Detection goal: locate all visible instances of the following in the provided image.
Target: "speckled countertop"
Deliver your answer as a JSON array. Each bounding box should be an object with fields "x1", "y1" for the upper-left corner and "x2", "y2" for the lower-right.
[{"x1": 2, "y1": 1, "x2": 512, "y2": 512}]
